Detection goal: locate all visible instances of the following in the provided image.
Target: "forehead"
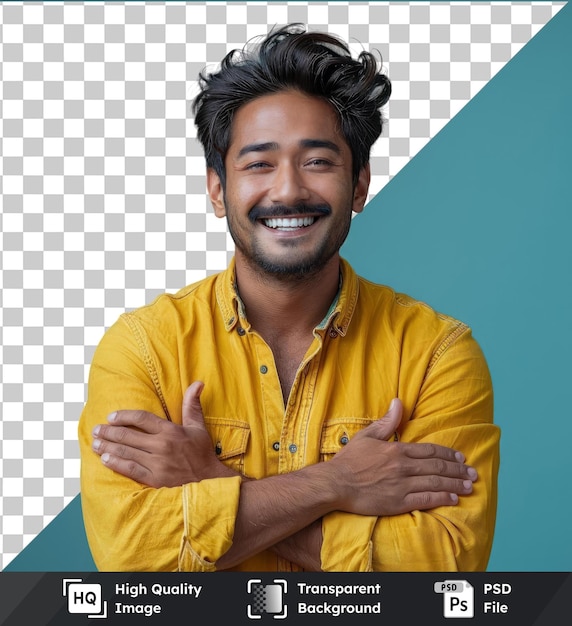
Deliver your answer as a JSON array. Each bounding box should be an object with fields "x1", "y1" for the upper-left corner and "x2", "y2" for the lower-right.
[{"x1": 228, "y1": 90, "x2": 346, "y2": 151}]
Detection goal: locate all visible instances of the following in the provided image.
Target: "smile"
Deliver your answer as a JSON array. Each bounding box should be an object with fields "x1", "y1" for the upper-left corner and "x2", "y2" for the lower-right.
[{"x1": 262, "y1": 216, "x2": 316, "y2": 230}]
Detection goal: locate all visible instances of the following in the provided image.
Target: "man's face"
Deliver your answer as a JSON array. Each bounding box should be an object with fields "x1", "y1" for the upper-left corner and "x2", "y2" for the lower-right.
[{"x1": 207, "y1": 90, "x2": 370, "y2": 281}]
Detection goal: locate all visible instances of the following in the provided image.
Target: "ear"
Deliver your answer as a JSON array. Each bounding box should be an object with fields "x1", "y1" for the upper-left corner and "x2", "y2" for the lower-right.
[
  {"x1": 206, "y1": 168, "x2": 226, "y2": 218},
  {"x1": 351, "y1": 163, "x2": 371, "y2": 215}
]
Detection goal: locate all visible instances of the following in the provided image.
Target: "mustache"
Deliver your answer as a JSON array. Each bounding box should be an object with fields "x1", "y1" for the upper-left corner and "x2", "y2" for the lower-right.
[{"x1": 248, "y1": 203, "x2": 331, "y2": 223}]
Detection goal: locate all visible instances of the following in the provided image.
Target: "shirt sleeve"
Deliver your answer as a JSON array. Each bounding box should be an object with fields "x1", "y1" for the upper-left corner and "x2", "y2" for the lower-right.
[
  {"x1": 78, "y1": 316, "x2": 242, "y2": 571},
  {"x1": 320, "y1": 326, "x2": 500, "y2": 572}
]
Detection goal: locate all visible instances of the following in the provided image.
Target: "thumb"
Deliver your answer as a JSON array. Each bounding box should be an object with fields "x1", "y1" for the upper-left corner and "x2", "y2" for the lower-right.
[
  {"x1": 182, "y1": 381, "x2": 206, "y2": 429},
  {"x1": 371, "y1": 398, "x2": 403, "y2": 441}
]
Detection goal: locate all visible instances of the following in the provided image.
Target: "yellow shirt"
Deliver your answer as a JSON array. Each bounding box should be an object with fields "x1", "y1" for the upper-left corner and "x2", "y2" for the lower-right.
[{"x1": 78, "y1": 258, "x2": 500, "y2": 572}]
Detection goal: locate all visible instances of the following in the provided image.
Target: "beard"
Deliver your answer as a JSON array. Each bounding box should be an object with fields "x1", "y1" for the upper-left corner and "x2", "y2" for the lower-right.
[{"x1": 226, "y1": 201, "x2": 352, "y2": 283}]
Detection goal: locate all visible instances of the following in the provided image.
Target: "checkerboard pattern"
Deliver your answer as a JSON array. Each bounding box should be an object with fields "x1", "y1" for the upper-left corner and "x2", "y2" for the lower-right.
[{"x1": 0, "y1": 2, "x2": 564, "y2": 570}]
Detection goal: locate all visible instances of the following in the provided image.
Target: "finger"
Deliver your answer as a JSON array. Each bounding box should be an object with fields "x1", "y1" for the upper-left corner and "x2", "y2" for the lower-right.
[
  {"x1": 182, "y1": 381, "x2": 207, "y2": 429},
  {"x1": 402, "y1": 490, "x2": 461, "y2": 512},
  {"x1": 403, "y1": 441, "x2": 470, "y2": 466},
  {"x1": 365, "y1": 398, "x2": 403, "y2": 441},
  {"x1": 106, "y1": 409, "x2": 165, "y2": 434},
  {"x1": 413, "y1": 475, "x2": 474, "y2": 495},
  {"x1": 92, "y1": 423, "x2": 155, "y2": 454},
  {"x1": 99, "y1": 452, "x2": 155, "y2": 486},
  {"x1": 403, "y1": 456, "x2": 478, "y2": 482},
  {"x1": 92, "y1": 436, "x2": 148, "y2": 464}
]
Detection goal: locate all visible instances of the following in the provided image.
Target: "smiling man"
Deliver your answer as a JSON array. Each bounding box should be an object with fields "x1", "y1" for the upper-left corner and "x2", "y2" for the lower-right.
[
  {"x1": 213, "y1": 91, "x2": 363, "y2": 282},
  {"x1": 78, "y1": 24, "x2": 500, "y2": 572}
]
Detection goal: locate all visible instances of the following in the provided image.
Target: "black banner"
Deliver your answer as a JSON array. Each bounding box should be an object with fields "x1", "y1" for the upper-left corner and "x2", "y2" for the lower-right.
[{"x1": 0, "y1": 572, "x2": 570, "y2": 625}]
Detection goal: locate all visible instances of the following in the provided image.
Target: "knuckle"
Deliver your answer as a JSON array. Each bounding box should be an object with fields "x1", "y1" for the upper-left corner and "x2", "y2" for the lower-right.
[
  {"x1": 395, "y1": 458, "x2": 413, "y2": 477},
  {"x1": 131, "y1": 411, "x2": 149, "y2": 426},
  {"x1": 116, "y1": 410, "x2": 148, "y2": 427},
  {"x1": 114, "y1": 427, "x2": 129, "y2": 443},
  {"x1": 157, "y1": 440, "x2": 173, "y2": 457},
  {"x1": 385, "y1": 442, "x2": 402, "y2": 460},
  {"x1": 433, "y1": 458, "x2": 447, "y2": 475},
  {"x1": 429, "y1": 474, "x2": 441, "y2": 490},
  {"x1": 424, "y1": 443, "x2": 438, "y2": 457},
  {"x1": 125, "y1": 460, "x2": 143, "y2": 481},
  {"x1": 415, "y1": 492, "x2": 433, "y2": 508}
]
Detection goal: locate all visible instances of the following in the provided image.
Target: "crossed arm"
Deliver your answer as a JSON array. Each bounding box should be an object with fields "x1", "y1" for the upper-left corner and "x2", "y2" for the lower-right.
[{"x1": 90, "y1": 382, "x2": 479, "y2": 571}]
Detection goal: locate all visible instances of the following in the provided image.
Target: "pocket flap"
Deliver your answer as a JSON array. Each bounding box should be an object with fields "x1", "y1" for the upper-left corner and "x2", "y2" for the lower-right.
[
  {"x1": 320, "y1": 418, "x2": 373, "y2": 455},
  {"x1": 205, "y1": 417, "x2": 250, "y2": 460}
]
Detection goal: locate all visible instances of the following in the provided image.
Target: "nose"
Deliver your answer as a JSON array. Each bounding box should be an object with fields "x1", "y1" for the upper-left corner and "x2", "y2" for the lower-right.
[{"x1": 269, "y1": 163, "x2": 311, "y2": 205}]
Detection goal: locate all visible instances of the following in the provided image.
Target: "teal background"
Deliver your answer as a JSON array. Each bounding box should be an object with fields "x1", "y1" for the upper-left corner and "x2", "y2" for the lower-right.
[
  {"x1": 343, "y1": 2, "x2": 572, "y2": 571},
  {"x1": 5, "y1": 1, "x2": 571, "y2": 572}
]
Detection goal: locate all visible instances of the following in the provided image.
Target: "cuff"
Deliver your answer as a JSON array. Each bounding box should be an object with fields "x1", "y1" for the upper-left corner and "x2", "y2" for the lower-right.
[
  {"x1": 178, "y1": 476, "x2": 242, "y2": 572},
  {"x1": 320, "y1": 511, "x2": 377, "y2": 572}
]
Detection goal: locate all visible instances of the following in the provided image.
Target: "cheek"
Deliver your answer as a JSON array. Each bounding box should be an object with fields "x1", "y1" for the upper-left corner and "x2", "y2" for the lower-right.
[
  {"x1": 316, "y1": 173, "x2": 353, "y2": 198},
  {"x1": 226, "y1": 177, "x2": 264, "y2": 210}
]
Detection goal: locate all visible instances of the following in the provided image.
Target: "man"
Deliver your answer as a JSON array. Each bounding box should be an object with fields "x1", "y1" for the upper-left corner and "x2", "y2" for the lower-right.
[{"x1": 78, "y1": 24, "x2": 500, "y2": 572}]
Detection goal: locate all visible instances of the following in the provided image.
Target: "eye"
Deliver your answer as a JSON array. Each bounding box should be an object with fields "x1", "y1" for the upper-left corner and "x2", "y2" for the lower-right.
[
  {"x1": 306, "y1": 158, "x2": 333, "y2": 168},
  {"x1": 245, "y1": 161, "x2": 271, "y2": 170}
]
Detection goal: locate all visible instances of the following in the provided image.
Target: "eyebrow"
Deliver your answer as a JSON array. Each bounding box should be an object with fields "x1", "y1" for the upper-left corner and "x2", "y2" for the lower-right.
[
  {"x1": 237, "y1": 142, "x2": 279, "y2": 158},
  {"x1": 236, "y1": 139, "x2": 342, "y2": 159},
  {"x1": 300, "y1": 139, "x2": 341, "y2": 154}
]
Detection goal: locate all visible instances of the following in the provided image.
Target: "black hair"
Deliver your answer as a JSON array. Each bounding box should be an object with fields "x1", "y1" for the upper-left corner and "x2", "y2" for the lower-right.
[{"x1": 193, "y1": 23, "x2": 391, "y2": 186}]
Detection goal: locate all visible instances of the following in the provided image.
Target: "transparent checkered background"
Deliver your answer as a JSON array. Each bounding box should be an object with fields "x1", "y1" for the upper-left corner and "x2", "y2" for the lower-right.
[{"x1": 0, "y1": 1, "x2": 564, "y2": 570}]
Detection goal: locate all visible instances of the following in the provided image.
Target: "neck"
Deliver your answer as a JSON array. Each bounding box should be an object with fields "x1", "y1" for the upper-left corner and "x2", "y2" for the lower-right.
[{"x1": 234, "y1": 253, "x2": 341, "y2": 339}]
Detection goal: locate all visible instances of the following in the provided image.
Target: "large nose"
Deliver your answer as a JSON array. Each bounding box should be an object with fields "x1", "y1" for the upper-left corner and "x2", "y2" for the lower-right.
[{"x1": 269, "y1": 162, "x2": 311, "y2": 206}]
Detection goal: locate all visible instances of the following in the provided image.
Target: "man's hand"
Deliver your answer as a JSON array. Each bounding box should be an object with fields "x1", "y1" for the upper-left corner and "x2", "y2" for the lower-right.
[
  {"x1": 329, "y1": 399, "x2": 478, "y2": 516},
  {"x1": 249, "y1": 400, "x2": 477, "y2": 571},
  {"x1": 91, "y1": 382, "x2": 236, "y2": 487}
]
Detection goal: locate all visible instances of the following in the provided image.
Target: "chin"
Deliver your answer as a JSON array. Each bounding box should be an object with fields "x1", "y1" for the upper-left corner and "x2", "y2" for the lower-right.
[{"x1": 252, "y1": 253, "x2": 334, "y2": 282}]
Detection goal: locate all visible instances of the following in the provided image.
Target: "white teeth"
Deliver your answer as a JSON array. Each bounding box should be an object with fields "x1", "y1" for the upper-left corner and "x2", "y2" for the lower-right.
[{"x1": 263, "y1": 216, "x2": 316, "y2": 229}]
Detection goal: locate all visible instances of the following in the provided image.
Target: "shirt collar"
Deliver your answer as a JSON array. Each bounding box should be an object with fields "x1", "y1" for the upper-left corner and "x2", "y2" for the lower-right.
[
  {"x1": 215, "y1": 256, "x2": 360, "y2": 336},
  {"x1": 215, "y1": 257, "x2": 243, "y2": 332},
  {"x1": 323, "y1": 258, "x2": 359, "y2": 337}
]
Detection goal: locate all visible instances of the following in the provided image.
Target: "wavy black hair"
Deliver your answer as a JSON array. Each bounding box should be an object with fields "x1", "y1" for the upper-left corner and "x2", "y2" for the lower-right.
[{"x1": 193, "y1": 24, "x2": 391, "y2": 186}]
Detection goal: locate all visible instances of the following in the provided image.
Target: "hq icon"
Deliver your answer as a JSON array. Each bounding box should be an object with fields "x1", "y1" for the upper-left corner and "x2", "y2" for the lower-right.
[{"x1": 62, "y1": 578, "x2": 108, "y2": 619}]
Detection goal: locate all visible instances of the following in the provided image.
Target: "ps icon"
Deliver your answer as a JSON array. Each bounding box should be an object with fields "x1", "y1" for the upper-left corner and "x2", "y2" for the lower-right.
[{"x1": 434, "y1": 579, "x2": 474, "y2": 618}]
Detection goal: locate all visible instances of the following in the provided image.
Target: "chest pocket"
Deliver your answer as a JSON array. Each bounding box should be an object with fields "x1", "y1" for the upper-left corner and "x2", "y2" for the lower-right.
[
  {"x1": 205, "y1": 417, "x2": 250, "y2": 474},
  {"x1": 320, "y1": 417, "x2": 374, "y2": 462}
]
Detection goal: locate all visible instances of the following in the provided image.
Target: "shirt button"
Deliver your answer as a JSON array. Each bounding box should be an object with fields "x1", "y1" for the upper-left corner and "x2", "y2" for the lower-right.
[
  {"x1": 237, "y1": 326, "x2": 246, "y2": 336},
  {"x1": 272, "y1": 442, "x2": 280, "y2": 451},
  {"x1": 340, "y1": 435, "x2": 349, "y2": 446},
  {"x1": 260, "y1": 365, "x2": 268, "y2": 374},
  {"x1": 215, "y1": 442, "x2": 222, "y2": 455},
  {"x1": 289, "y1": 444, "x2": 298, "y2": 454},
  {"x1": 329, "y1": 328, "x2": 338, "y2": 338}
]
